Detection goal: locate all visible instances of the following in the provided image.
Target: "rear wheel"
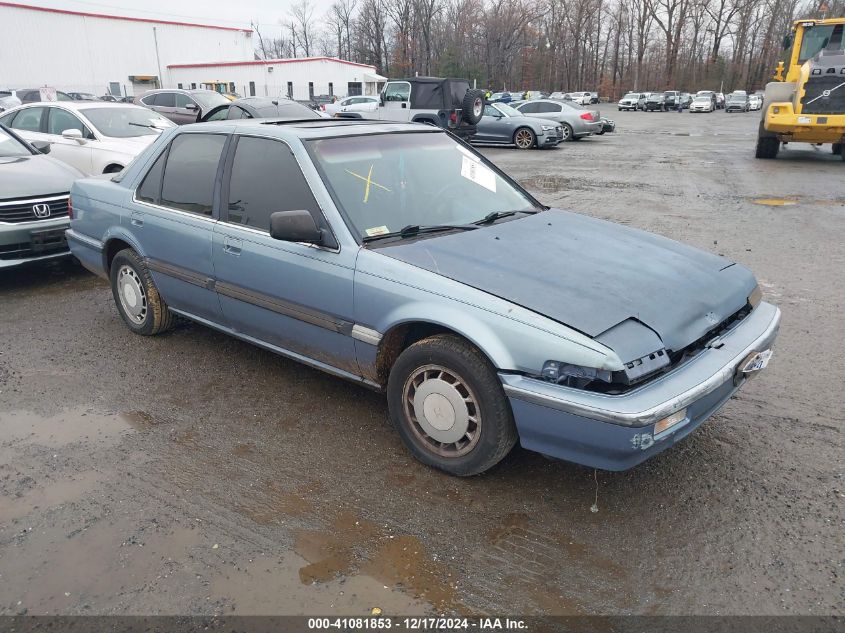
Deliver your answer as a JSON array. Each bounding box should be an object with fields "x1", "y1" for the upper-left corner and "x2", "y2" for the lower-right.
[
  {"x1": 387, "y1": 334, "x2": 518, "y2": 476},
  {"x1": 109, "y1": 249, "x2": 176, "y2": 335},
  {"x1": 513, "y1": 127, "x2": 536, "y2": 149},
  {"x1": 559, "y1": 123, "x2": 573, "y2": 142}
]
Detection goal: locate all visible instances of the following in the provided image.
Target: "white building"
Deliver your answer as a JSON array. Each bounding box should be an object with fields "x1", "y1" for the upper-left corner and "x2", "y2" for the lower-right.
[
  {"x1": 167, "y1": 57, "x2": 387, "y2": 101},
  {"x1": 0, "y1": 1, "x2": 254, "y2": 97}
]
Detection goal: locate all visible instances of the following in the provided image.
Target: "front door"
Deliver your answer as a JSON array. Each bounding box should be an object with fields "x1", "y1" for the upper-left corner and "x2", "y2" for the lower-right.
[
  {"x1": 131, "y1": 132, "x2": 228, "y2": 322},
  {"x1": 43, "y1": 106, "x2": 94, "y2": 174},
  {"x1": 212, "y1": 135, "x2": 358, "y2": 375},
  {"x1": 380, "y1": 81, "x2": 411, "y2": 122}
]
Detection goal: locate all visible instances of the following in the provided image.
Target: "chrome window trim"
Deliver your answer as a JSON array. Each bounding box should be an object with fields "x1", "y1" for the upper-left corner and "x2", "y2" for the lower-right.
[
  {"x1": 130, "y1": 195, "x2": 218, "y2": 224},
  {"x1": 0, "y1": 194, "x2": 68, "y2": 206}
]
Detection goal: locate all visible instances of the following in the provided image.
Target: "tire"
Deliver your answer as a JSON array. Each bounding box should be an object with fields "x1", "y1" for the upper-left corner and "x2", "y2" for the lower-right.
[
  {"x1": 461, "y1": 89, "x2": 485, "y2": 125},
  {"x1": 386, "y1": 334, "x2": 518, "y2": 476},
  {"x1": 512, "y1": 127, "x2": 536, "y2": 149},
  {"x1": 109, "y1": 248, "x2": 176, "y2": 336},
  {"x1": 832, "y1": 143, "x2": 842, "y2": 155},
  {"x1": 559, "y1": 122, "x2": 574, "y2": 141},
  {"x1": 755, "y1": 135, "x2": 780, "y2": 159}
]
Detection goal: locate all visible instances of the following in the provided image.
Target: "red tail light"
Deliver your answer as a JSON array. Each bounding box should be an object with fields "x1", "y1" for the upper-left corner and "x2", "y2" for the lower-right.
[
  {"x1": 67, "y1": 195, "x2": 73, "y2": 220},
  {"x1": 320, "y1": 104, "x2": 325, "y2": 111},
  {"x1": 449, "y1": 112, "x2": 457, "y2": 124},
  {"x1": 580, "y1": 112, "x2": 594, "y2": 121}
]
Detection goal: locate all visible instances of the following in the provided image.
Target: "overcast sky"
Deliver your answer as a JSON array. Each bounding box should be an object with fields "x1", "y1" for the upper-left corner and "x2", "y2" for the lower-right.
[{"x1": 20, "y1": 0, "x2": 333, "y2": 34}]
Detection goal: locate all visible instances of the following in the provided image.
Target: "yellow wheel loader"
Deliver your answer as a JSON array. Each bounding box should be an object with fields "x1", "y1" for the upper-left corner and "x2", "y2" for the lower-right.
[{"x1": 757, "y1": 18, "x2": 845, "y2": 159}]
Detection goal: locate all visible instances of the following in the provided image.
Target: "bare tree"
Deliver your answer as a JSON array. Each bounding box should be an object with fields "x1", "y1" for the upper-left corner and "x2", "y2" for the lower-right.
[{"x1": 291, "y1": 0, "x2": 316, "y2": 57}]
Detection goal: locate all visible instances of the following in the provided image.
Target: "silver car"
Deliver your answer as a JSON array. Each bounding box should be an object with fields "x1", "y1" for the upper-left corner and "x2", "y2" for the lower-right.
[
  {"x1": 473, "y1": 103, "x2": 562, "y2": 149},
  {"x1": 515, "y1": 99, "x2": 602, "y2": 140}
]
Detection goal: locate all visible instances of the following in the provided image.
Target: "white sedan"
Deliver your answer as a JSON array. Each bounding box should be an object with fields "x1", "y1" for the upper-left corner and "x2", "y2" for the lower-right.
[
  {"x1": 324, "y1": 95, "x2": 380, "y2": 117},
  {"x1": 0, "y1": 102, "x2": 174, "y2": 175}
]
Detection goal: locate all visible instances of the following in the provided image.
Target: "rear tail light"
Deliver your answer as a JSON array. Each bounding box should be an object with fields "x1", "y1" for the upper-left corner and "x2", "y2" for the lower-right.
[
  {"x1": 449, "y1": 112, "x2": 457, "y2": 124},
  {"x1": 320, "y1": 104, "x2": 325, "y2": 111},
  {"x1": 580, "y1": 112, "x2": 593, "y2": 121},
  {"x1": 68, "y1": 195, "x2": 73, "y2": 220}
]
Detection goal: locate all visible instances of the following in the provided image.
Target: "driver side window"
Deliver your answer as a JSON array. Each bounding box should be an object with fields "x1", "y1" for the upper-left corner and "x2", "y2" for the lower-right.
[
  {"x1": 483, "y1": 105, "x2": 498, "y2": 117},
  {"x1": 383, "y1": 82, "x2": 410, "y2": 102}
]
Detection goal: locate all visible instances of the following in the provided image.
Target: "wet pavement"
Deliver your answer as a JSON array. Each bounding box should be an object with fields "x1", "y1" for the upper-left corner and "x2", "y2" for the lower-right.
[{"x1": 0, "y1": 110, "x2": 843, "y2": 616}]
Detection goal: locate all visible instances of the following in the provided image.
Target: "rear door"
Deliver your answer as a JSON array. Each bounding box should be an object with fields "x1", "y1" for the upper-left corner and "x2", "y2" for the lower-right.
[
  {"x1": 4, "y1": 106, "x2": 48, "y2": 146},
  {"x1": 212, "y1": 134, "x2": 358, "y2": 375},
  {"x1": 131, "y1": 131, "x2": 229, "y2": 322},
  {"x1": 151, "y1": 92, "x2": 179, "y2": 123}
]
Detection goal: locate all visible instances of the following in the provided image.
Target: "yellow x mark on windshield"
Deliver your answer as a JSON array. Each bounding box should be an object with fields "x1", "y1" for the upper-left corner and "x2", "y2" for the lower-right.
[{"x1": 345, "y1": 164, "x2": 391, "y2": 203}]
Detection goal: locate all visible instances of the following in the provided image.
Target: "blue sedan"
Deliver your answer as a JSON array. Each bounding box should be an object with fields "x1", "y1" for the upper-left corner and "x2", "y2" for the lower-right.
[{"x1": 66, "y1": 119, "x2": 780, "y2": 476}]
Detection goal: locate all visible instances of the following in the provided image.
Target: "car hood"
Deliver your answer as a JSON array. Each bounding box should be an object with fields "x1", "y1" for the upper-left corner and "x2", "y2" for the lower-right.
[
  {"x1": 0, "y1": 154, "x2": 81, "y2": 199},
  {"x1": 98, "y1": 134, "x2": 159, "y2": 151},
  {"x1": 374, "y1": 209, "x2": 757, "y2": 357}
]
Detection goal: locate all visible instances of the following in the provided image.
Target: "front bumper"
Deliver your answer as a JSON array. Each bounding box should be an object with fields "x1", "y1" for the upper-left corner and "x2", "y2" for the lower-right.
[
  {"x1": 501, "y1": 302, "x2": 781, "y2": 471},
  {"x1": 0, "y1": 217, "x2": 71, "y2": 269},
  {"x1": 764, "y1": 103, "x2": 845, "y2": 142}
]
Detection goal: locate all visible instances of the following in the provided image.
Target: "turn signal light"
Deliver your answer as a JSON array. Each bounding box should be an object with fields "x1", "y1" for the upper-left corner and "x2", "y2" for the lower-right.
[
  {"x1": 654, "y1": 408, "x2": 687, "y2": 435},
  {"x1": 67, "y1": 195, "x2": 73, "y2": 220}
]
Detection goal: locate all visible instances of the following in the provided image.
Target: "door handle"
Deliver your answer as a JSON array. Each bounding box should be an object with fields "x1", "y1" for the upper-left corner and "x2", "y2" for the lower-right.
[
  {"x1": 223, "y1": 236, "x2": 242, "y2": 256},
  {"x1": 130, "y1": 212, "x2": 143, "y2": 227}
]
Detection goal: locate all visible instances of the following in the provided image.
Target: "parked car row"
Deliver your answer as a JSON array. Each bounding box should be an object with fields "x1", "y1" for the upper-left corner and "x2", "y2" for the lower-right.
[
  {"x1": 489, "y1": 91, "x2": 600, "y2": 105},
  {"x1": 617, "y1": 89, "x2": 760, "y2": 113}
]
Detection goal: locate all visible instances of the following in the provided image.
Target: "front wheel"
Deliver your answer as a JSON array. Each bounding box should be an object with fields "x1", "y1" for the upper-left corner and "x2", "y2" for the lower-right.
[
  {"x1": 513, "y1": 127, "x2": 536, "y2": 149},
  {"x1": 387, "y1": 335, "x2": 518, "y2": 476},
  {"x1": 110, "y1": 249, "x2": 176, "y2": 335},
  {"x1": 755, "y1": 135, "x2": 780, "y2": 159}
]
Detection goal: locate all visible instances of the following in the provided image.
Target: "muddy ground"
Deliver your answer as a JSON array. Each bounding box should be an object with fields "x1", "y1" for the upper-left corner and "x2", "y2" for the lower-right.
[{"x1": 0, "y1": 109, "x2": 842, "y2": 617}]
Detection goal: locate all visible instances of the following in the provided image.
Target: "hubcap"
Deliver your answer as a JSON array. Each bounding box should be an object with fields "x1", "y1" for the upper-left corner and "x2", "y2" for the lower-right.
[
  {"x1": 561, "y1": 125, "x2": 571, "y2": 141},
  {"x1": 473, "y1": 98, "x2": 483, "y2": 118},
  {"x1": 515, "y1": 130, "x2": 533, "y2": 148},
  {"x1": 117, "y1": 265, "x2": 147, "y2": 324},
  {"x1": 402, "y1": 364, "x2": 481, "y2": 458}
]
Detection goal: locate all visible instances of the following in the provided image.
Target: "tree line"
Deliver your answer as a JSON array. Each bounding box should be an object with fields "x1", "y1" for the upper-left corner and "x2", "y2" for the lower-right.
[{"x1": 252, "y1": 0, "x2": 835, "y2": 97}]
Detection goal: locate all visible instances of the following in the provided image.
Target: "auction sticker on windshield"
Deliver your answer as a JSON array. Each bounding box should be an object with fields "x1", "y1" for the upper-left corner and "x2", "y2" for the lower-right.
[{"x1": 461, "y1": 155, "x2": 496, "y2": 193}]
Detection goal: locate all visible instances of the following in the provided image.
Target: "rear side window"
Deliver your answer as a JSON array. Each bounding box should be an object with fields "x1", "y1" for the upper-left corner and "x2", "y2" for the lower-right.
[
  {"x1": 136, "y1": 149, "x2": 168, "y2": 204},
  {"x1": 160, "y1": 133, "x2": 227, "y2": 215},
  {"x1": 154, "y1": 92, "x2": 176, "y2": 107},
  {"x1": 518, "y1": 102, "x2": 539, "y2": 114},
  {"x1": 536, "y1": 102, "x2": 561, "y2": 113},
  {"x1": 226, "y1": 136, "x2": 320, "y2": 231}
]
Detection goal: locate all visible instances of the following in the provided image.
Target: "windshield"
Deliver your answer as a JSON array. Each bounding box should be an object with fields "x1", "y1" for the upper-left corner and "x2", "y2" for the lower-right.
[
  {"x1": 494, "y1": 104, "x2": 522, "y2": 117},
  {"x1": 0, "y1": 128, "x2": 31, "y2": 157},
  {"x1": 190, "y1": 91, "x2": 230, "y2": 110},
  {"x1": 307, "y1": 132, "x2": 540, "y2": 241},
  {"x1": 798, "y1": 25, "x2": 845, "y2": 63},
  {"x1": 728, "y1": 95, "x2": 746, "y2": 101},
  {"x1": 82, "y1": 107, "x2": 175, "y2": 137},
  {"x1": 622, "y1": 93, "x2": 639, "y2": 100}
]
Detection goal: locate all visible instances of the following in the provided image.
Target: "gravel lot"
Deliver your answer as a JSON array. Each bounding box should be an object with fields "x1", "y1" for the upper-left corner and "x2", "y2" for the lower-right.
[{"x1": 0, "y1": 109, "x2": 842, "y2": 617}]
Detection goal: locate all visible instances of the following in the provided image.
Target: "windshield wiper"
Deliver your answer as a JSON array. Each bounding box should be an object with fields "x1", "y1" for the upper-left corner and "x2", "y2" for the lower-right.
[
  {"x1": 128, "y1": 122, "x2": 164, "y2": 130},
  {"x1": 474, "y1": 209, "x2": 539, "y2": 225},
  {"x1": 363, "y1": 223, "x2": 479, "y2": 243}
]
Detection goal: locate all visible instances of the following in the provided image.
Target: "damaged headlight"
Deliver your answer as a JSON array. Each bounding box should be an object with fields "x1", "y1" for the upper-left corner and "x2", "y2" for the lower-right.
[{"x1": 541, "y1": 361, "x2": 613, "y2": 386}]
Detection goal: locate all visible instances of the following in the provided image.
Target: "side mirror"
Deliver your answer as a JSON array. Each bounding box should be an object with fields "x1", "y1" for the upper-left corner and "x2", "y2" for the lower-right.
[
  {"x1": 62, "y1": 128, "x2": 84, "y2": 142},
  {"x1": 31, "y1": 140, "x2": 51, "y2": 154},
  {"x1": 185, "y1": 103, "x2": 198, "y2": 111},
  {"x1": 269, "y1": 210, "x2": 323, "y2": 244}
]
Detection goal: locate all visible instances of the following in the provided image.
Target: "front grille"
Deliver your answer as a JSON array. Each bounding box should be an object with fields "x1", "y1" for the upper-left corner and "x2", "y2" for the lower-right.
[
  {"x1": 0, "y1": 195, "x2": 69, "y2": 223},
  {"x1": 801, "y1": 76, "x2": 845, "y2": 114}
]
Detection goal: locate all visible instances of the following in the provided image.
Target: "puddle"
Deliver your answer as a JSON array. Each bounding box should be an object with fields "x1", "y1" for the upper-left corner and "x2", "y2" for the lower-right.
[
  {"x1": 293, "y1": 511, "x2": 464, "y2": 613},
  {"x1": 0, "y1": 408, "x2": 144, "y2": 448},
  {"x1": 210, "y1": 552, "x2": 430, "y2": 615},
  {"x1": 238, "y1": 481, "x2": 316, "y2": 525},
  {"x1": 752, "y1": 198, "x2": 798, "y2": 207},
  {"x1": 0, "y1": 470, "x2": 104, "y2": 522},
  {"x1": 0, "y1": 519, "x2": 203, "y2": 614}
]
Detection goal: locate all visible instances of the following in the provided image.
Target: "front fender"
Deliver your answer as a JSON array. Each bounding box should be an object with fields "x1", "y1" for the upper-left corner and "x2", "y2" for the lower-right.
[{"x1": 354, "y1": 251, "x2": 622, "y2": 375}]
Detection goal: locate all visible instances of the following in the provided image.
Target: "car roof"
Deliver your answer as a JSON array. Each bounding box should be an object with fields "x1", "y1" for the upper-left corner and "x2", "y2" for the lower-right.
[{"x1": 189, "y1": 119, "x2": 438, "y2": 141}]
